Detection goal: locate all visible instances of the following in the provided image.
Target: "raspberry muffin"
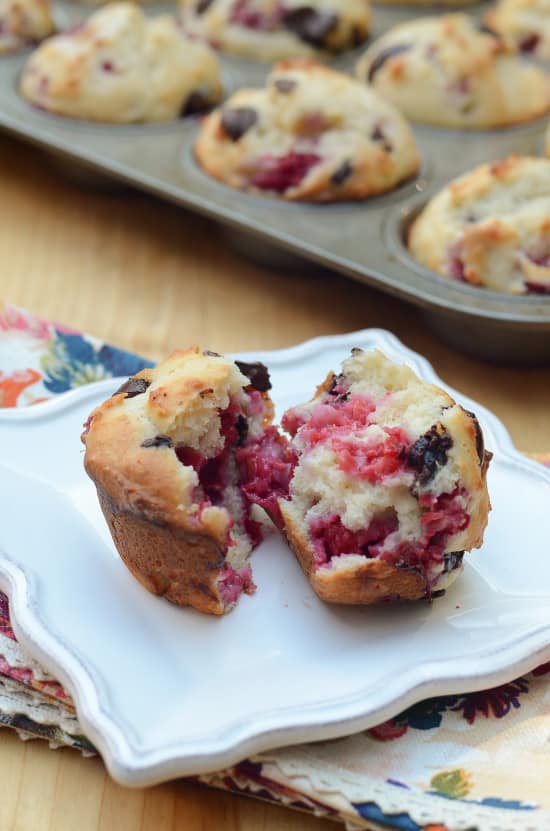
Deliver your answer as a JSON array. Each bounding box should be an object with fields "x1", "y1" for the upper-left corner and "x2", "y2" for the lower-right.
[
  {"x1": 195, "y1": 59, "x2": 420, "y2": 202},
  {"x1": 409, "y1": 156, "x2": 550, "y2": 295},
  {"x1": 20, "y1": 3, "x2": 222, "y2": 123},
  {"x1": 82, "y1": 347, "x2": 286, "y2": 615},
  {"x1": 0, "y1": 0, "x2": 54, "y2": 53},
  {"x1": 180, "y1": 0, "x2": 371, "y2": 61},
  {"x1": 356, "y1": 14, "x2": 550, "y2": 128},
  {"x1": 261, "y1": 349, "x2": 491, "y2": 604},
  {"x1": 486, "y1": 0, "x2": 550, "y2": 61}
]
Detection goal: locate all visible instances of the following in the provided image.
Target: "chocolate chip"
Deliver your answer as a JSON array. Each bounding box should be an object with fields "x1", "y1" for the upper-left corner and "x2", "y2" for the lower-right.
[
  {"x1": 235, "y1": 360, "x2": 271, "y2": 392},
  {"x1": 141, "y1": 435, "x2": 173, "y2": 448},
  {"x1": 282, "y1": 7, "x2": 338, "y2": 48},
  {"x1": 370, "y1": 125, "x2": 393, "y2": 153},
  {"x1": 196, "y1": 0, "x2": 214, "y2": 13},
  {"x1": 431, "y1": 589, "x2": 446, "y2": 599},
  {"x1": 477, "y1": 23, "x2": 499, "y2": 38},
  {"x1": 367, "y1": 44, "x2": 410, "y2": 83},
  {"x1": 236, "y1": 414, "x2": 248, "y2": 445},
  {"x1": 519, "y1": 33, "x2": 540, "y2": 52},
  {"x1": 181, "y1": 91, "x2": 211, "y2": 117},
  {"x1": 113, "y1": 377, "x2": 150, "y2": 398},
  {"x1": 462, "y1": 409, "x2": 485, "y2": 465},
  {"x1": 351, "y1": 25, "x2": 368, "y2": 47},
  {"x1": 203, "y1": 349, "x2": 221, "y2": 357},
  {"x1": 408, "y1": 424, "x2": 453, "y2": 484},
  {"x1": 443, "y1": 551, "x2": 464, "y2": 573},
  {"x1": 221, "y1": 107, "x2": 258, "y2": 141},
  {"x1": 331, "y1": 160, "x2": 353, "y2": 186},
  {"x1": 274, "y1": 78, "x2": 297, "y2": 94}
]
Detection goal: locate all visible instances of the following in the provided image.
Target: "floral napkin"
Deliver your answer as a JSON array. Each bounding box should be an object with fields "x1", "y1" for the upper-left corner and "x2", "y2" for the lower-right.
[{"x1": 1, "y1": 301, "x2": 549, "y2": 831}]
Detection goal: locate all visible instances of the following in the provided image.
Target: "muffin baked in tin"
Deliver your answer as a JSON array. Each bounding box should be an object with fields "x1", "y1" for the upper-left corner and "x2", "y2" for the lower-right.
[
  {"x1": 486, "y1": 0, "x2": 550, "y2": 61},
  {"x1": 408, "y1": 156, "x2": 550, "y2": 295},
  {"x1": 20, "y1": 2, "x2": 222, "y2": 122},
  {"x1": 195, "y1": 59, "x2": 420, "y2": 202},
  {"x1": 356, "y1": 14, "x2": 550, "y2": 129},
  {"x1": 180, "y1": 0, "x2": 371, "y2": 61},
  {"x1": 0, "y1": 0, "x2": 54, "y2": 53}
]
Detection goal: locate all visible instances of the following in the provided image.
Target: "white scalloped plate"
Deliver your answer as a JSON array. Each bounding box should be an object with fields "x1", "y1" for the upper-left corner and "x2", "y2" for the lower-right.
[{"x1": 0, "y1": 329, "x2": 549, "y2": 787}]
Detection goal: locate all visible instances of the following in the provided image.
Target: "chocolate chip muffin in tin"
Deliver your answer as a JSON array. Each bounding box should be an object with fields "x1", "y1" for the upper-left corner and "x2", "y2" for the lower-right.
[
  {"x1": 20, "y1": 2, "x2": 222, "y2": 122},
  {"x1": 82, "y1": 347, "x2": 287, "y2": 615},
  {"x1": 485, "y1": 0, "x2": 550, "y2": 61},
  {"x1": 409, "y1": 156, "x2": 550, "y2": 295},
  {"x1": 195, "y1": 59, "x2": 420, "y2": 202},
  {"x1": 180, "y1": 0, "x2": 371, "y2": 61},
  {"x1": 0, "y1": 0, "x2": 54, "y2": 53},
  {"x1": 356, "y1": 14, "x2": 550, "y2": 128},
  {"x1": 272, "y1": 348, "x2": 491, "y2": 604}
]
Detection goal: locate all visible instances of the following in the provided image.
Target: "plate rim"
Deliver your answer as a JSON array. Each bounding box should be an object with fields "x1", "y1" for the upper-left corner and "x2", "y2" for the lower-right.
[{"x1": 1, "y1": 327, "x2": 549, "y2": 787}]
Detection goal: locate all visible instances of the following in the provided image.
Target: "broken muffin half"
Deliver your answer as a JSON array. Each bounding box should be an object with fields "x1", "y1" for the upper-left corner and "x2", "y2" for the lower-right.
[
  {"x1": 267, "y1": 348, "x2": 492, "y2": 604},
  {"x1": 82, "y1": 347, "x2": 275, "y2": 615}
]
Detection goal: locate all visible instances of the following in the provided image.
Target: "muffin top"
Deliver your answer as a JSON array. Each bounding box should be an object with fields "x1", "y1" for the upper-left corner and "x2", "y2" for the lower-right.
[
  {"x1": 408, "y1": 156, "x2": 550, "y2": 295},
  {"x1": 20, "y1": 2, "x2": 222, "y2": 123},
  {"x1": 356, "y1": 14, "x2": 550, "y2": 128},
  {"x1": 180, "y1": 0, "x2": 371, "y2": 60},
  {"x1": 195, "y1": 59, "x2": 420, "y2": 202},
  {"x1": 0, "y1": 0, "x2": 54, "y2": 53},
  {"x1": 486, "y1": 0, "x2": 550, "y2": 61}
]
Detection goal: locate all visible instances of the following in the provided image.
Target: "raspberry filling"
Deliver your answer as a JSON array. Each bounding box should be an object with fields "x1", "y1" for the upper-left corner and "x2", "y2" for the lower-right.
[
  {"x1": 285, "y1": 390, "x2": 469, "y2": 590},
  {"x1": 311, "y1": 513, "x2": 399, "y2": 567},
  {"x1": 229, "y1": 0, "x2": 283, "y2": 29},
  {"x1": 236, "y1": 426, "x2": 297, "y2": 526},
  {"x1": 218, "y1": 564, "x2": 255, "y2": 605},
  {"x1": 250, "y1": 152, "x2": 322, "y2": 192},
  {"x1": 174, "y1": 398, "x2": 269, "y2": 582}
]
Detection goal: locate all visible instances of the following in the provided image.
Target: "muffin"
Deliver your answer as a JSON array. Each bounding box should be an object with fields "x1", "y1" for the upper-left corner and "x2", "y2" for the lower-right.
[
  {"x1": 267, "y1": 349, "x2": 491, "y2": 604},
  {"x1": 486, "y1": 0, "x2": 550, "y2": 61},
  {"x1": 408, "y1": 156, "x2": 550, "y2": 295},
  {"x1": 82, "y1": 347, "x2": 284, "y2": 615},
  {"x1": 195, "y1": 59, "x2": 420, "y2": 202},
  {"x1": 20, "y1": 3, "x2": 222, "y2": 123},
  {"x1": 356, "y1": 14, "x2": 550, "y2": 128},
  {"x1": 180, "y1": 0, "x2": 371, "y2": 61},
  {"x1": 0, "y1": 0, "x2": 54, "y2": 53}
]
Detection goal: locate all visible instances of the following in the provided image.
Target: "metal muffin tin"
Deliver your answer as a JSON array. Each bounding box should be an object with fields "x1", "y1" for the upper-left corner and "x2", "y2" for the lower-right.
[{"x1": 1, "y1": 0, "x2": 550, "y2": 363}]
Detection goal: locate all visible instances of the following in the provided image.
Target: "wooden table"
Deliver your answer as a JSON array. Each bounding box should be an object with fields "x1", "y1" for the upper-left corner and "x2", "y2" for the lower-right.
[{"x1": 1, "y1": 133, "x2": 549, "y2": 831}]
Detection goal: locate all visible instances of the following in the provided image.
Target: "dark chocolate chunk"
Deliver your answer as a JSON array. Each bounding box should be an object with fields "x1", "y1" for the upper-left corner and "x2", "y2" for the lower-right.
[
  {"x1": 519, "y1": 33, "x2": 540, "y2": 52},
  {"x1": 180, "y1": 91, "x2": 211, "y2": 117},
  {"x1": 282, "y1": 7, "x2": 338, "y2": 48},
  {"x1": 196, "y1": 0, "x2": 215, "y2": 13},
  {"x1": 370, "y1": 125, "x2": 393, "y2": 154},
  {"x1": 235, "y1": 360, "x2": 271, "y2": 392},
  {"x1": 274, "y1": 78, "x2": 298, "y2": 94},
  {"x1": 477, "y1": 22, "x2": 499, "y2": 38},
  {"x1": 462, "y1": 408, "x2": 485, "y2": 465},
  {"x1": 443, "y1": 551, "x2": 464, "y2": 573},
  {"x1": 236, "y1": 414, "x2": 249, "y2": 445},
  {"x1": 431, "y1": 589, "x2": 446, "y2": 599},
  {"x1": 141, "y1": 435, "x2": 174, "y2": 448},
  {"x1": 112, "y1": 377, "x2": 150, "y2": 398},
  {"x1": 331, "y1": 160, "x2": 353, "y2": 186},
  {"x1": 221, "y1": 107, "x2": 258, "y2": 141},
  {"x1": 351, "y1": 25, "x2": 368, "y2": 47},
  {"x1": 408, "y1": 424, "x2": 453, "y2": 484},
  {"x1": 367, "y1": 44, "x2": 410, "y2": 83}
]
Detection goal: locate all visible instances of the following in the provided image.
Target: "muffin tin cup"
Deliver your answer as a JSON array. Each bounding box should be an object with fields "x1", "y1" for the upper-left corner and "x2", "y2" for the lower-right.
[{"x1": 2, "y1": 0, "x2": 550, "y2": 363}]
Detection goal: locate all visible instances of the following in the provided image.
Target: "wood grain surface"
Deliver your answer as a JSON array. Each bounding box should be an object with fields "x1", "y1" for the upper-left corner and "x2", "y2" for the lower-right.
[{"x1": 0, "y1": 132, "x2": 549, "y2": 831}]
